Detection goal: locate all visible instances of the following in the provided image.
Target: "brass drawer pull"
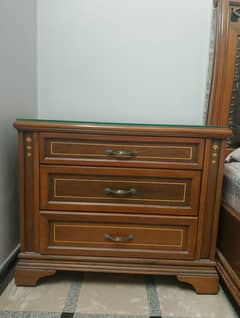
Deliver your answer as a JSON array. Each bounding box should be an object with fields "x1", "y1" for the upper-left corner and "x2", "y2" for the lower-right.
[
  {"x1": 104, "y1": 187, "x2": 137, "y2": 196},
  {"x1": 105, "y1": 149, "x2": 138, "y2": 157},
  {"x1": 104, "y1": 233, "x2": 134, "y2": 242}
]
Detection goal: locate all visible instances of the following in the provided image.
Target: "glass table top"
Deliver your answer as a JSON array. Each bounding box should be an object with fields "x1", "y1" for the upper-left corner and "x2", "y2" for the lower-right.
[{"x1": 15, "y1": 118, "x2": 228, "y2": 129}]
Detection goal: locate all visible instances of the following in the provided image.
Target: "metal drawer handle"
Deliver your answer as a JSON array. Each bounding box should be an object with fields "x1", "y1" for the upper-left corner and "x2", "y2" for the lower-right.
[
  {"x1": 105, "y1": 149, "x2": 138, "y2": 157},
  {"x1": 104, "y1": 233, "x2": 134, "y2": 242},
  {"x1": 104, "y1": 187, "x2": 137, "y2": 196}
]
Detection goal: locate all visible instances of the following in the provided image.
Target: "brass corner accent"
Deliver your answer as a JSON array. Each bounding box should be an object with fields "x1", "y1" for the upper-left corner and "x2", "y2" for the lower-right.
[
  {"x1": 25, "y1": 136, "x2": 32, "y2": 143},
  {"x1": 25, "y1": 136, "x2": 33, "y2": 158},
  {"x1": 211, "y1": 143, "x2": 219, "y2": 165}
]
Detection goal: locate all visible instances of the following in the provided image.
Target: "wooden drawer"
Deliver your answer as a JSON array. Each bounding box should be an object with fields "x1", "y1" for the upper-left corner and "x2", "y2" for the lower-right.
[
  {"x1": 40, "y1": 166, "x2": 201, "y2": 216},
  {"x1": 39, "y1": 212, "x2": 197, "y2": 259},
  {"x1": 39, "y1": 133, "x2": 204, "y2": 169}
]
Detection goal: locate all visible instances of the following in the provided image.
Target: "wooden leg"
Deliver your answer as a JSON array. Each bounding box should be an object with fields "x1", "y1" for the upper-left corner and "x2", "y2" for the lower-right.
[
  {"x1": 15, "y1": 268, "x2": 56, "y2": 286},
  {"x1": 177, "y1": 274, "x2": 219, "y2": 294}
]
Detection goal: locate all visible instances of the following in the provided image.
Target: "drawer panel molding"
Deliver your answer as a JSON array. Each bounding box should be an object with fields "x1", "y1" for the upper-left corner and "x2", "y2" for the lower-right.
[
  {"x1": 53, "y1": 178, "x2": 187, "y2": 203},
  {"x1": 40, "y1": 166, "x2": 201, "y2": 215},
  {"x1": 53, "y1": 224, "x2": 184, "y2": 248},
  {"x1": 50, "y1": 141, "x2": 193, "y2": 160},
  {"x1": 39, "y1": 212, "x2": 197, "y2": 260},
  {"x1": 40, "y1": 133, "x2": 204, "y2": 169}
]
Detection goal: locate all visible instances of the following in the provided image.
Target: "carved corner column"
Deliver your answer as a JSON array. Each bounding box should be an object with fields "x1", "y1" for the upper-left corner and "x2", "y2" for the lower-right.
[
  {"x1": 19, "y1": 132, "x2": 40, "y2": 252},
  {"x1": 196, "y1": 138, "x2": 226, "y2": 261},
  {"x1": 177, "y1": 138, "x2": 226, "y2": 294}
]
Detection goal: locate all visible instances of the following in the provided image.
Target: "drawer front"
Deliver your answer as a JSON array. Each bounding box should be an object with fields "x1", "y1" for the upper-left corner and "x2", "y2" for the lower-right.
[
  {"x1": 40, "y1": 133, "x2": 204, "y2": 169},
  {"x1": 40, "y1": 212, "x2": 197, "y2": 259},
  {"x1": 40, "y1": 166, "x2": 201, "y2": 215}
]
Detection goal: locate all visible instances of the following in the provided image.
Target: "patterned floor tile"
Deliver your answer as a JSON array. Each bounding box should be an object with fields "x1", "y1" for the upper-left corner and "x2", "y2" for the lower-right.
[
  {"x1": 145, "y1": 276, "x2": 161, "y2": 317},
  {"x1": 155, "y1": 276, "x2": 238, "y2": 318},
  {"x1": 0, "y1": 273, "x2": 71, "y2": 312},
  {"x1": 0, "y1": 311, "x2": 61, "y2": 317},
  {"x1": 74, "y1": 315, "x2": 149, "y2": 318},
  {"x1": 75, "y1": 273, "x2": 149, "y2": 315},
  {"x1": 0, "y1": 273, "x2": 238, "y2": 318},
  {"x1": 63, "y1": 273, "x2": 83, "y2": 313}
]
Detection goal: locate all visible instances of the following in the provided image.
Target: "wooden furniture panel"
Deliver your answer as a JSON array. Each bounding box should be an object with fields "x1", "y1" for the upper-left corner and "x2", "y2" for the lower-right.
[
  {"x1": 40, "y1": 166, "x2": 201, "y2": 215},
  {"x1": 207, "y1": 0, "x2": 240, "y2": 306},
  {"x1": 207, "y1": 0, "x2": 240, "y2": 133},
  {"x1": 14, "y1": 120, "x2": 230, "y2": 293},
  {"x1": 39, "y1": 132, "x2": 204, "y2": 169},
  {"x1": 217, "y1": 203, "x2": 240, "y2": 306},
  {"x1": 39, "y1": 212, "x2": 197, "y2": 260},
  {"x1": 218, "y1": 203, "x2": 240, "y2": 277}
]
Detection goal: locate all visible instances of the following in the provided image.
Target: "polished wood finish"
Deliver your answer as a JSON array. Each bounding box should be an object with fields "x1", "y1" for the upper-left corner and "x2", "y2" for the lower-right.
[
  {"x1": 177, "y1": 274, "x2": 219, "y2": 294},
  {"x1": 206, "y1": 0, "x2": 240, "y2": 305},
  {"x1": 15, "y1": 252, "x2": 218, "y2": 287},
  {"x1": 40, "y1": 166, "x2": 200, "y2": 216},
  {"x1": 217, "y1": 203, "x2": 240, "y2": 305},
  {"x1": 207, "y1": 0, "x2": 240, "y2": 126},
  {"x1": 15, "y1": 269, "x2": 56, "y2": 286},
  {"x1": 218, "y1": 203, "x2": 240, "y2": 277},
  {"x1": 14, "y1": 121, "x2": 230, "y2": 293},
  {"x1": 40, "y1": 132, "x2": 204, "y2": 169},
  {"x1": 15, "y1": 120, "x2": 230, "y2": 138},
  {"x1": 20, "y1": 132, "x2": 40, "y2": 252},
  {"x1": 39, "y1": 212, "x2": 197, "y2": 259},
  {"x1": 217, "y1": 250, "x2": 240, "y2": 306}
]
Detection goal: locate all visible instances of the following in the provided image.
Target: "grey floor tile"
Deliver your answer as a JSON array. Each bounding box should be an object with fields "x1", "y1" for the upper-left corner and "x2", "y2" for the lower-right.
[
  {"x1": 155, "y1": 276, "x2": 238, "y2": 318},
  {"x1": 75, "y1": 273, "x2": 149, "y2": 315},
  {"x1": 0, "y1": 272, "x2": 238, "y2": 318}
]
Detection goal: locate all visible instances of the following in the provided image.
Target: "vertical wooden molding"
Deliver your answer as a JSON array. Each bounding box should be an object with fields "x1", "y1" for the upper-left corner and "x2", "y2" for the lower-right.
[
  {"x1": 22, "y1": 132, "x2": 39, "y2": 251},
  {"x1": 209, "y1": 139, "x2": 227, "y2": 259},
  {"x1": 23, "y1": 133, "x2": 34, "y2": 251},
  {"x1": 207, "y1": 0, "x2": 240, "y2": 126},
  {"x1": 196, "y1": 139, "x2": 221, "y2": 259},
  {"x1": 18, "y1": 132, "x2": 25, "y2": 252},
  {"x1": 207, "y1": 0, "x2": 231, "y2": 125},
  {"x1": 33, "y1": 133, "x2": 40, "y2": 252},
  {"x1": 196, "y1": 139, "x2": 210, "y2": 259}
]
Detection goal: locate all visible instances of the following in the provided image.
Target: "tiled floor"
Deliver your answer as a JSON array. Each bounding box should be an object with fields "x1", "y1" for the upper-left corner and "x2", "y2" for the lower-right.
[{"x1": 0, "y1": 272, "x2": 238, "y2": 318}]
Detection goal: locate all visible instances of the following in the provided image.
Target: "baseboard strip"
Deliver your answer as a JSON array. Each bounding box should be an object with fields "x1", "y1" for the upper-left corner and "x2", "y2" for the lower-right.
[{"x1": 0, "y1": 244, "x2": 20, "y2": 294}]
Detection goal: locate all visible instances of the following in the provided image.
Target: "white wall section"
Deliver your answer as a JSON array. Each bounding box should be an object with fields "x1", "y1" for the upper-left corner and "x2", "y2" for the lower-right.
[
  {"x1": 37, "y1": 0, "x2": 212, "y2": 124},
  {"x1": 0, "y1": 0, "x2": 37, "y2": 269}
]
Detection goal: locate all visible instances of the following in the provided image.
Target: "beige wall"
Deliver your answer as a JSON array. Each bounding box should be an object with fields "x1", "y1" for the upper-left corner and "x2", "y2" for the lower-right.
[
  {"x1": 37, "y1": 0, "x2": 213, "y2": 125},
  {"x1": 0, "y1": 0, "x2": 37, "y2": 270}
]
